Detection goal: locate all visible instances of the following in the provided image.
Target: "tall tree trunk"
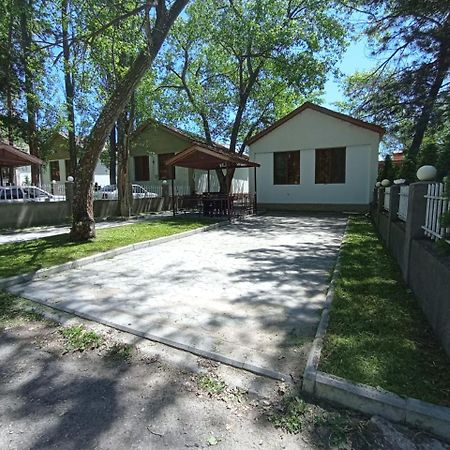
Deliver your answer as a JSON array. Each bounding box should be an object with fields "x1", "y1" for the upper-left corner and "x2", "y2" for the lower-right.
[
  {"x1": 61, "y1": 0, "x2": 78, "y2": 179},
  {"x1": 6, "y1": 2, "x2": 14, "y2": 146},
  {"x1": 408, "y1": 44, "x2": 449, "y2": 159},
  {"x1": 109, "y1": 124, "x2": 117, "y2": 185},
  {"x1": 117, "y1": 96, "x2": 135, "y2": 217},
  {"x1": 20, "y1": 0, "x2": 40, "y2": 185},
  {"x1": 70, "y1": 0, "x2": 189, "y2": 241}
]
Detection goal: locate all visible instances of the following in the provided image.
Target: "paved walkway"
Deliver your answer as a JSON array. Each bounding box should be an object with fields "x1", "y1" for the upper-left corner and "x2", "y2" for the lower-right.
[
  {"x1": 8, "y1": 214, "x2": 346, "y2": 378},
  {"x1": 0, "y1": 212, "x2": 172, "y2": 244}
]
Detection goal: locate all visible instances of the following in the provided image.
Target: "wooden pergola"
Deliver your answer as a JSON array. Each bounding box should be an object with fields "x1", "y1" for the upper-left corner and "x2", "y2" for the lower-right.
[
  {"x1": 0, "y1": 141, "x2": 43, "y2": 185},
  {"x1": 165, "y1": 143, "x2": 260, "y2": 217}
]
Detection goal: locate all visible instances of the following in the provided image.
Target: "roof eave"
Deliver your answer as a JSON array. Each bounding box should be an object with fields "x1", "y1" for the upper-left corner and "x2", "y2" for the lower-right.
[{"x1": 247, "y1": 102, "x2": 385, "y2": 145}]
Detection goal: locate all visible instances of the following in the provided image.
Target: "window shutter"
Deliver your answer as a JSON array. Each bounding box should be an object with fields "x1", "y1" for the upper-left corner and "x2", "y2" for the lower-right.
[{"x1": 134, "y1": 155, "x2": 150, "y2": 181}]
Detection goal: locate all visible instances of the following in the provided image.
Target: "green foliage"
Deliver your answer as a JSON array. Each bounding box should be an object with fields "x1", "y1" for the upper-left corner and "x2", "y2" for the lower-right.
[
  {"x1": 197, "y1": 374, "x2": 226, "y2": 394},
  {"x1": 152, "y1": 0, "x2": 348, "y2": 151},
  {"x1": 417, "y1": 142, "x2": 438, "y2": 168},
  {"x1": 313, "y1": 413, "x2": 353, "y2": 449},
  {"x1": 61, "y1": 325, "x2": 103, "y2": 351},
  {"x1": 105, "y1": 343, "x2": 133, "y2": 362},
  {"x1": 439, "y1": 210, "x2": 450, "y2": 229},
  {"x1": 320, "y1": 217, "x2": 450, "y2": 406},
  {"x1": 378, "y1": 154, "x2": 397, "y2": 181},
  {"x1": 436, "y1": 138, "x2": 450, "y2": 180},
  {"x1": 435, "y1": 239, "x2": 450, "y2": 256},
  {"x1": 0, "y1": 218, "x2": 216, "y2": 278},
  {"x1": 338, "y1": 1, "x2": 450, "y2": 157},
  {"x1": 397, "y1": 156, "x2": 417, "y2": 182},
  {"x1": 269, "y1": 396, "x2": 309, "y2": 433},
  {"x1": 0, "y1": 290, "x2": 46, "y2": 328}
]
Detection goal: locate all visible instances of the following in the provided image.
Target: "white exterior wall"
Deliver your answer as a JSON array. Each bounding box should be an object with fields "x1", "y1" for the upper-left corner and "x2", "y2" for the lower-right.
[
  {"x1": 249, "y1": 108, "x2": 380, "y2": 206},
  {"x1": 194, "y1": 168, "x2": 249, "y2": 194},
  {"x1": 39, "y1": 160, "x2": 110, "y2": 187}
]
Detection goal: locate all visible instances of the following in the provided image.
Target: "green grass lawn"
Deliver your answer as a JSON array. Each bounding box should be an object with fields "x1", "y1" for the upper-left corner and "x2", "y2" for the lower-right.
[
  {"x1": 319, "y1": 216, "x2": 450, "y2": 407},
  {"x1": 0, "y1": 218, "x2": 216, "y2": 278}
]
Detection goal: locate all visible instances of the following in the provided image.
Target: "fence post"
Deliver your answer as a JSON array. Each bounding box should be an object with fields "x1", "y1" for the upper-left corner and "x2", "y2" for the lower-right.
[
  {"x1": 65, "y1": 179, "x2": 74, "y2": 220},
  {"x1": 162, "y1": 181, "x2": 169, "y2": 210},
  {"x1": 403, "y1": 182, "x2": 430, "y2": 282},
  {"x1": 387, "y1": 184, "x2": 400, "y2": 247},
  {"x1": 374, "y1": 187, "x2": 383, "y2": 226}
]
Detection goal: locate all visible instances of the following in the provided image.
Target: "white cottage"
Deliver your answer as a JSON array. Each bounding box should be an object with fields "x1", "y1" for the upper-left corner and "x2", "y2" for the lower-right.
[{"x1": 248, "y1": 102, "x2": 384, "y2": 211}]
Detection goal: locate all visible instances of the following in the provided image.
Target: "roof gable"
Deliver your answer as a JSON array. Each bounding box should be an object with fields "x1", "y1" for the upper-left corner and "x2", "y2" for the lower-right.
[
  {"x1": 132, "y1": 119, "x2": 228, "y2": 151},
  {"x1": 247, "y1": 102, "x2": 385, "y2": 145},
  {"x1": 165, "y1": 143, "x2": 259, "y2": 170}
]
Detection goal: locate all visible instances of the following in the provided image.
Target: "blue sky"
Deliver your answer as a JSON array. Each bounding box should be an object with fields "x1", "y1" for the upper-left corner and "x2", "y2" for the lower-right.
[{"x1": 322, "y1": 37, "x2": 377, "y2": 109}]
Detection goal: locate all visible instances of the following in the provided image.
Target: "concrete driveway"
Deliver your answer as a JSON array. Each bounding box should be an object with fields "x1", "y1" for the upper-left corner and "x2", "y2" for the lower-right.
[{"x1": 8, "y1": 214, "x2": 346, "y2": 379}]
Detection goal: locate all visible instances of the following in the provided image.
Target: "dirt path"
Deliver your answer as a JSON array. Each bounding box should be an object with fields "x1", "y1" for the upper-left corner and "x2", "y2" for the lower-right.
[
  {"x1": 1, "y1": 312, "x2": 448, "y2": 450},
  {"x1": 0, "y1": 322, "x2": 310, "y2": 450}
]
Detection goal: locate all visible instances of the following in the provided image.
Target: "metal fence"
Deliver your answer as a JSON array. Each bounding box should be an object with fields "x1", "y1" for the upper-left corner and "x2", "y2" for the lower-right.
[
  {"x1": 422, "y1": 182, "x2": 450, "y2": 243},
  {"x1": 398, "y1": 185, "x2": 409, "y2": 222},
  {"x1": 173, "y1": 193, "x2": 256, "y2": 219}
]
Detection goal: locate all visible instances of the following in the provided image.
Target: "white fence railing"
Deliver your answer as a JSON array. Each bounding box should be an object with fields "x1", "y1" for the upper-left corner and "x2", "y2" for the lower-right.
[
  {"x1": 422, "y1": 182, "x2": 450, "y2": 243},
  {"x1": 119, "y1": 183, "x2": 191, "y2": 197},
  {"x1": 383, "y1": 187, "x2": 391, "y2": 211},
  {"x1": 0, "y1": 185, "x2": 66, "y2": 202},
  {"x1": 398, "y1": 185, "x2": 409, "y2": 222},
  {"x1": 39, "y1": 183, "x2": 66, "y2": 197}
]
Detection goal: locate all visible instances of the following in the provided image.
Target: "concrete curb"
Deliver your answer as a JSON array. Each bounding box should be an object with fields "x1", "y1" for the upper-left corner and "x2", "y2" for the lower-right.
[
  {"x1": 302, "y1": 218, "x2": 450, "y2": 443},
  {"x1": 10, "y1": 293, "x2": 291, "y2": 383},
  {"x1": 0, "y1": 220, "x2": 227, "y2": 290}
]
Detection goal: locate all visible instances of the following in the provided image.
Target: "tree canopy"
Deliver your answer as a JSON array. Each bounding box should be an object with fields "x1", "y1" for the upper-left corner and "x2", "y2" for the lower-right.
[
  {"x1": 150, "y1": 0, "x2": 347, "y2": 153},
  {"x1": 339, "y1": 0, "x2": 450, "y2": 165}
]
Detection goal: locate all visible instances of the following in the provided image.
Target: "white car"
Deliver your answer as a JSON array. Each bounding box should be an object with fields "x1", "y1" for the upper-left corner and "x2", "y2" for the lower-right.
[
  {"x1": 94, "y1": 184, "x2": 158, "y2": 200},
  {"x1": 0, "y1": 186, "x2": 63, "y2": 202}
]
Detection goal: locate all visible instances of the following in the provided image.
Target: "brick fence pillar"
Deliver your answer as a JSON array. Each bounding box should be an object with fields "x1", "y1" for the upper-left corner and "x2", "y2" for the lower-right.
[
  {"x1": 374, "y1": 187, "x2": 383, "y2": 226},
  {"x1": 403, "y1": 182, "x2": 430, "y2": 283},
  {"x1": 387, "y1": 185, "x2": 400, "y2": 247}
]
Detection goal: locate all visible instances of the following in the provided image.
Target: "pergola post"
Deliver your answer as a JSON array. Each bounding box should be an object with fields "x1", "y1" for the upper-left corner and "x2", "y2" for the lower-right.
[
  {"x1": 253, "y1": 166, "x2": 257, "y2": 215},
  {"x1": 171, "y1": 177, "x2": 176, "y2": 217},
  {"x1": 163, "y1": 144, "x2": 260, "y2": 219}
]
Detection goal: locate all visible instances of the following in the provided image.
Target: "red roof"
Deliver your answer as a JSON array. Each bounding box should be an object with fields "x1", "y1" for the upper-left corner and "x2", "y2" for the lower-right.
[
  {"x1": 247, "y1": 102, "x2": 385, "y2": 145},
  {"x1": 165, "y1": 143, "x2": 259, "y2": 170}
]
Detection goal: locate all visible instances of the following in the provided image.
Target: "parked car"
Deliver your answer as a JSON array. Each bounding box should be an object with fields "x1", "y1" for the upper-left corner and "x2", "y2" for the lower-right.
[
  {"x1": 94, "y1": 184, "x2": 158, "y2": 200},
  {"x1": 0, "y1": 186, "x2": 63, "y2": 202}
]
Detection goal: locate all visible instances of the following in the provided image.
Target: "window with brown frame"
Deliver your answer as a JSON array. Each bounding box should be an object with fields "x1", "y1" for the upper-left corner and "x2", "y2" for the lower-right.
[
  {"x1": 158, "y1": 153, "x2": 175, "y2": 180},
  {"x1": 50, "y1": 160, "x2": 60, "y2": 182},
  {"x1": 134, "y1": 155, "x2": 150, "y2": 181},
  {"x1": 273, "y1": 150, "x2": 300, "y2": 185},
  {"x1": 315, "y1": 147, "x2": 346, "y2": 184}
]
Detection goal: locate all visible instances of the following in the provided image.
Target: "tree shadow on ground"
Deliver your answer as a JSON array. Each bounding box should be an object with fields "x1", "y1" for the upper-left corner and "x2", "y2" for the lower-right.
[{"x1": 6, "y1": 214, "x2": 347, "y2": 384}]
